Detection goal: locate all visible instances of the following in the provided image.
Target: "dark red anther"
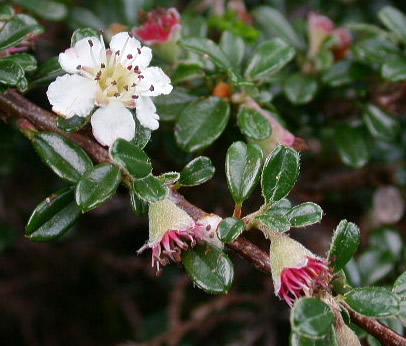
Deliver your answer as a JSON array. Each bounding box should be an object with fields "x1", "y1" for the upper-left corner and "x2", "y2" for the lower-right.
[{"x1": 88, "y1": 39, "x2": 94, "y2": 47}]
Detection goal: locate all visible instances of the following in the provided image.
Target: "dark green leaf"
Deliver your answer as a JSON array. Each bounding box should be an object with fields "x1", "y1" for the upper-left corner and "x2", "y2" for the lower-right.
[
  {"x1": 225, "y1": 142, "x2": 264, "y2": 205},
  {"x1": 379, "y1": 6, "x2": 406, "y2": 45},
  {"x1": 290, "y1": 328, "x2": 338, "y2": 346},
  {"x1": 0, "y1": 59, "x2": 24, "y2": 86},
  {"x1": 261, "y1": 145, "x2": 300, "y2": 204},
  {"x1": 244, "y1": 39, "x2": 295, "y2": 80},
  {"x1": 0, "y1": 5, "x2": 14, "y2": 21},
  {"x1": 363, "y1": 104, "x2": 399, "y2": 141},
  {"x1": 109, "y1": 139, "x2": 152, "y2": 179},
  {"x1": 57, "y1": 115, "x2": 89, "y2": 133},
  {"x1": 284, "y1": 73, "x2": 318, "y2": 105},
  {"x1": 286, "y1": 202, "x2": 323, "y2": 227},
  {"x1": 266, "y1": 198, "x2": 292, "y2": 216},
  {"x1": 393, "y1": 272, "x2": 406, "y2": 299},
  {"x1": 291, "y1": 298, "x2": 334, "y2": 338},
  {"x1": 358, "y1": 249, "x2": 395, "y2": 285},
  {"x1": 217, "y1": 217, "x2": 245, "y2": 243},
  {"x1": 30, "y1": 57, "x2": 64, "y2": 88},
  {"x1": 75, "y1": 164, "x2": 122, "y2": 212},
  {"x1": 131, "y1": 117, "x2": 151, "y2": 149},
  {"x1": 154, "y1": 89, "x2": 198, "y2": 122},
  {"x1": 25, "y1": 187, "x2": 81, "y2": 241},
  {"x1": 13, "y1": 0, "x2": 67, "y2": 21},
  {"x1": 335, "y1": 125, "x2": 369, "y2": 168},
  {"x1": 175, "y1": 97, "x2": 230, "y2": 153},
  {"x1": 0, "y1": 14, "x2": 43, "y2": 50},
  {"x1": 159, "y1": 172, "x2": 180, "y2": 185},
  {"x1": 345, "y1": 288, "x2": 400, "y2": 317},
  {"x1": 172, "y1": 63, "x2": 204, "y2": 84},
  {"x1": 71, "y1": 28, "x2": 99, "y2": 46},
  {"x1": 322, "y1": 61, "x2": 370, "y2": 87},
  {"x1": 219, "y1": 31, "x2": 245, "y2": 71},
  {"x1": 382, "y1": 57, "x2": 406, "y2": 82},
  {"x1": 179, "y1": 156, "x2": 215, "y2": 187},
  {"x1": 1, "y1": 53, "x2": 37, "y2": 72},
  {"x1": 33, "y1": 132, "x2": 93, "y2": 184},
  {"x1": 328, "y1": 220, "x2": 360, "y2": 272},
  {"x1": 130, "y1": 189, "x2": 148, "y2": 216},
  {"x1": 132, "y1": 175, "x2": 169, "y2": 203},
  {"x1": 370, "y1": 227, "x2": 403, "y2": 260},
  {"x1": 352, "y1": 37, "x2": 401, "y2": 65},
  {"x1": 182, "y1": 243, "x2": 234, "y2": 294},
  {"x1": 256, "y1": 213, "x2": 291, "y2": 233},
  {"x1": 69, "y1": 7, "x2": 106, "y2": 30},
  {"x1": 237, "y1": 107, "x2": 271, "y2": 140}
]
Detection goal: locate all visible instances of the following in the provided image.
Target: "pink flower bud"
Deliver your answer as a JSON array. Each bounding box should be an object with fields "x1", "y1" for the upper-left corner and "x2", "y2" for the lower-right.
[
  {"x1": 331, "y1": 28, "x2": 352, "y2": 61},
  {"x1": 308, "y1": 12, "x2": 334, "y2": 56},
  {"x1": 133, "y1": 8, "x2": 181, "y2": 45},
  {"x1": 269, "y1": 233, "x2": 330, "y2": 306}
]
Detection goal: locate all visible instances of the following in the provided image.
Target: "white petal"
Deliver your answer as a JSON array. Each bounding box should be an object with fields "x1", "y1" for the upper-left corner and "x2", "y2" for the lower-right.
[
  {"x1": 137, "y1": 67, "x2": 173, "y2": 96},
  {"x1": 135, "y1": 96, "x2": 159, "y2": 130},
  {"x1": 133, "y1": 46, "x2": 152, "y2": 68},
  {"x1": 91, "y1": 102, "x2": 135, "y2": 146},
  {"x1": 47, "y1": 74, "x2": 96, "y2": 118},
  {"x1": 59, "y1": 36, "x2": 103, "y2": 73}
]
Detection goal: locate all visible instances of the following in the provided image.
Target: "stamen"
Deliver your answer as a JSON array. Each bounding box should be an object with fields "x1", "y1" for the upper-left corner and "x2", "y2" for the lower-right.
[
  {"x1": 127, "y1": 54, "x2": 133, "y2": 59},
  {"x1": 115, "y1": 50, "x2": 120, "y2": 56},
  {"x1": 94, "y1": 71, "x2": 102, "y2": 80},
  {"x1": 114, "y1": 93, "x2": 120, "y2": 97},
  {"x1": 132, "y1": 95, "x2": 139, "y2": 99},
  {"x1": 101, "y1": 63, "x2": 105, "y2": 68},
  {"x1": 88, "y1": 39, "x2": 94, "y2": 47},
  {"x1": 127, "y1": 65, "x2": 133, "y2": 71},
  {"x1": 149, "y1": 85, "x2": 154, "y2": 92},
  {"x1": 137, "y1": 48, "x2": 141, "y2": 55},
  {"x1": 124, "y1": 85, "x2": 129, "y2": 91},
  {"x1": 111, "y1": 80, "x2": 117, "y2": 85},
  {"x1": 76, "y1": 64, "x2": 81, "y2": 70}
]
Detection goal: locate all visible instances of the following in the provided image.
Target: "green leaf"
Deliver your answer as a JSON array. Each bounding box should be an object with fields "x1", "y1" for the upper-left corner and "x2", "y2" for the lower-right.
[
  {"x1": 217, "y1": 217, "x2": 245, "y2": 243},
  {"x1": 284, "y1": 73, "x2": 318, "y2": 105},
  {"x1": 379, "y1": 6, "x2": 406, "y2": 45},
  {"x1": 75, "y1": 164, "x2": 122, "y2": 212},
  {"x1": 71, "y1": 27, "x2": 99, "y2": 46},
  {"x1": 393, "y1": 272, "x2": 406, "y2": 299},
  {"x1": 25, "y1": 187, "x2": 81, "y2": 241},
  {"x1": 172, "y1": 63, "x2": 204, "y2": 84},
  {"x1": 322, "y1": 61, "x2": 370, "y2": 87},
  {"x1": 57, "y1": 115, "x2": 89, "y2": 133},
  {"x1": 109, "y1": 139, "x2": 152, "y2": 179},
  {"x1": 68, "y1": 7, "x2": 106, "y2": 30},
  {"x1": 180, "y1": 37, "x2": 230, "y2": 71},
  {"x1": 154, "y1": 89, "x2": 198, "y2": 121},
  {"x1": 179, "y1": 156, "x2": 215, "y2": 187},
  {"x1": 335, "y1": 125, "x2": 369, "y2": 169},
  {"x1": 352, "y1": 37, "x2": 401, "y2": 65},
  {"x1": 244, "y1": 38, "x2": 295, "y2": 80},
  {"x1": 261, "y1": 145, "x2": 300, "y2": 204},
  {"x1": 131, "y1": 117, "x2": 151, "y2": 149},
  {"x1": 290, "y1": 328, "x2": 338, "y2": 346},
  {"x1": 225, "y1": 142, "x2": 264, "y2": 205},
  {"x1": 33, "y1": 132, "x2": 93, "y2": 184},
  {"x1": 237, "y1": 107, "x2": 271, "y2": 140},
  {"x1": 253, "y1": 6, "x2": 304, "y2": 50},
  {"x1": 357, "y1": 249, "x2": 395, "y2": 285},
  {"x1": 382, "y1": 57, "x2": 406, "y2": 82},
  {"x1": 0, "y1": 5, "x2": 14, "y2": 21},
  {"x1": 130, "y1": 189, "x2": 148, "y2": 216},
  {"x1": 182, "y1": 243, "x2": 234, "y2": 294},
  {"x1": 1, "y1": 53, "x2": 37, "y2": 72},
  {"x1": 219, "y1": 31, "x2": 245, "y2": 71},
  {"x1": 13, "y1": 0, "x2": 67, "y2": 21},
  {"x1": 132, "y1": 175, "x2": 169, "y2": 203},
  {"x1": 175, "y1": 97, "x2": 230, "y2": 153},
  {"x1": 0, "y1": 14, "x2": 43, "y2": 50},
  {"x1": 266, "y1": 198, "x2": 292, "y2": 216},
  {"x1": 328, "y1": 220, "x2": 360, "y2": 272},
  {"x1": 286, "y1": 202, "x2": 323, "y2": 227},
  {"x1": 345, "y1": 287, "x2": 400, "y2": 317},
  {"x1": 370, "y1": 227, "x2": 403, "y2": 260},
  {"x1": 363, "y1": 104, "x2": 399, "y2": 142},
  {"x1": 29, "y1": 57, "x2": 64, "y2": 88},
  {"x1": 256, "y1": 213, "x2": 291, "y2": 233},
  {"x1": 158, "y1": 172, "x2": 180, "y2": 185},
  {"x1": 291, "y1": 298, "x2": 334, "y2": 338},
  {"x1": 0, "y1": 59, "x2": 24, "y2": 86}
]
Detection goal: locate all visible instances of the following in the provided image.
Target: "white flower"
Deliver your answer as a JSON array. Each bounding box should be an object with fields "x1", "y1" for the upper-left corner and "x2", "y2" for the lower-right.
[{"x1": 46, "y1": 32, "x2": 173, "y2": 146}]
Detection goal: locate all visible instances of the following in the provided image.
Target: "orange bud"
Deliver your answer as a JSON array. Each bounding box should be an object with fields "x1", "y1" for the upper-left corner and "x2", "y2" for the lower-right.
[{"x1": 213, "y1": 81, "x2": 231, "y2": 99}]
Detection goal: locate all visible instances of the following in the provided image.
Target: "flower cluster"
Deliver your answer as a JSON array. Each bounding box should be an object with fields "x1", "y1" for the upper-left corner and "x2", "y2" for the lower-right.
[{"x1": 47, "y1": 32, "x2": 173, "y2": 146}]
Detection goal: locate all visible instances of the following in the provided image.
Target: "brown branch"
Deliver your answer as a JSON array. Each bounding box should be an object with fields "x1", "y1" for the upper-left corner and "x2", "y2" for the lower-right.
[{"x1": 0, "y1": 90, "x2": 405, "y2": 344}]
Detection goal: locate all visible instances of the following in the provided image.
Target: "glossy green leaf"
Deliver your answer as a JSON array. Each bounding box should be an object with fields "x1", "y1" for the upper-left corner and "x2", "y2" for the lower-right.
[
  {"x1": 357, "y1": 249, "x2": 395, "y2": 286},
  {"x1": 237, "y1": 107, "x2": 271, "y2": 140},
  {"x1": 159, "y1": 172, "x2": 180, "y2": 185},
  {"x1": 379, "y1": 6, "x2": 406, "y2": 45},
  {"x1": 393, "y1": 272, "x2": 406, "y2": 299},
  {"x1": 335, "y1": 125, "x2": 369, "y2": 168},
  {"x1": 322, "y1": 61, "x2": 370, "y2": 87},
  {"x1": 256, "y1": 213, "x2": 291, "y2": 233},
  {"x1": 172, "y1": 63, "x2": 204, "y2": 83},
  {"x1": 75, "y1": 164, "x2": 122, "y2": 212},
  {"x1": 219, "y1": 31, "x2": 245, "y2": 71},
  {"x1": 226, "y1": 141, "x2": 264, "y2": 205},
  {"x1": 154, "y1": 89, "x2": 198, "y2": 121},
  {"x1": 0, "y1": 59, "x2": 24, "y2": 86},
  {"x1": 328, "y1": 220, "x2": 360, "y2": 272},
  {"x1": 266, "y1": 198, "x2": 292, "y2": 216},
  {"x1": 13, "y1": 0, "x2": 67, "y2": 21},
  {"x1": 175, "y1": 97, "x2": 230, "y2": 153},
  {"x1": 363, "y1": 104, "x2": 399, "y2": 141},
  {"x1": 132, "y1": 175, "x2": 169, "y2": 203},
  {"x1": 130, "y1": 189, "x2": 149, "y2": 216},
  {"x1": 29, "y1": 57, "x2": 64, "y2": 88},
  {"x1": 284, "y1": 73, "x2": 318, "y2": 105},
  {"x1": 382, "y1": 57, "x2": 406, "y2": 82},
  {"x1": 182, "y1": 243, "x2": 234, "y2": 294},
  {"x1": 352, "y1": 37, "x2": 401, "y2": 65},
  {"x1": 0, "y1": 5, "x2": 14, "y2": 21},
  {"x1": 109, "y1": 139, "x2": 152, "y2": 179},
  {"x1": 217, "y1": 217, "x2": 245, "y2": 243},
  {"x1": 25, "y1": 187, "x2": 81, "y2": 241},
  {"x1": 1, "y1": 53, "x2": 37, "y2": 72},
  {"x1": 345, "y1": 288, "x2": 400, "y2": 317},
  {"x1": 131, "y1": 117, "x2": 151, "y2": 149},
  {"x1": 180, "y1": 37, "x2": 230, "y2": 71},
  {"x1": 33, "y1": 132, "x2": 93, "y2": 184},
  {"x1": 0, "y1": 14, "x2": 43, "y2": 50},
  {"x1": 286, "y1": 202, "x2": 323, "y2": 227},
  {"x1": 291, "y1": 298, "x2": 334, "y2": 338},
  {"x1": 71, "y1": 27, "x2": 99, "y2": 46},
  {"x1": 253, "y1": 6, "x2": 304, "y2": 50},
  {"x1": 179, "y1": 156, "x2": 215, "y2": 187},
  {"x1": 57, "y1": 115, "x2": 89, "y2": 133},
  {"x1": 245, "y1": 39, "x2": 295, "y2": 80},
  {"x1": 398, "y1": 301, "x2": 406, "y2": 327},
  {"x1": 370, "y1": 227, "x2": 403, "y2": 260},
  {"x1": 261, "y1": 145, "x2": 300, "y2": 204},
  {"x1": 290, "y1": 328, "x2": 338, "y2": 346}
]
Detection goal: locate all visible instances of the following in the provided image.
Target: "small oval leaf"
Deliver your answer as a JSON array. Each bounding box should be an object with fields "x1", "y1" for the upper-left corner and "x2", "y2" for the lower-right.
[
  {"x1": 237, "y1": 107, "x2": 271, "y2": 140},
  {"x1": 217, "y1": 217, "x2": 245, "y2": 243},
  {"x1": 132, "y1": 175, "x2": 169, "y2": 203},
  {"x1": 286, "y1": 202, "x2": 323, "y2": 227},
  {"x1": 179, "y1": 156, "x2": 215, "y2": 187}
]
